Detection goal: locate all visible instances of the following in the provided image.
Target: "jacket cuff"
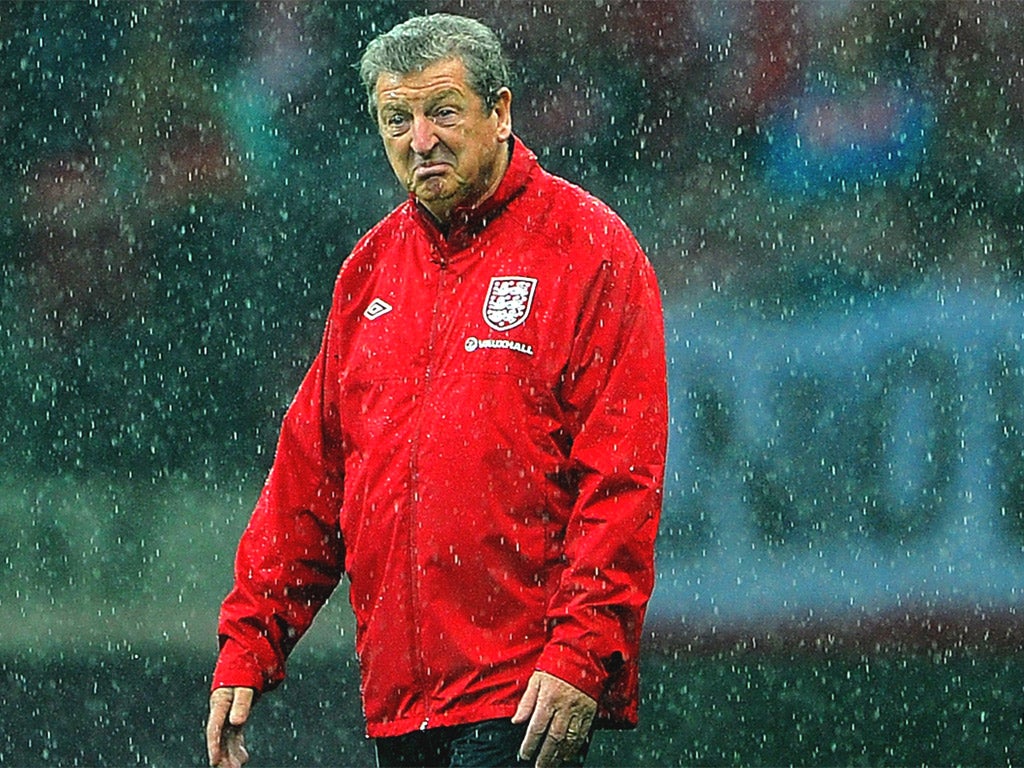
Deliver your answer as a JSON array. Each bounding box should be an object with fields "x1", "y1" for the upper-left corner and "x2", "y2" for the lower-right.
[
  {"x1": 210, "y1": 637, "x2": 269, "y2": 693},
  {"x1": 534, "y1": 642, "x2": 609, "y2": 702}
]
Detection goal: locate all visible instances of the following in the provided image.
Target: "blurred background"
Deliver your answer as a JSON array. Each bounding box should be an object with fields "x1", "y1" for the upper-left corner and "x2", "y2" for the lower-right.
[{"x1": 2, "y1": 0, "x2": 1023, "y2": 764}]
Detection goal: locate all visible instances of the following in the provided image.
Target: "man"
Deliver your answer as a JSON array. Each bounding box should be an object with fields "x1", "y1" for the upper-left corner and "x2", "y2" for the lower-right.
[{"x1": 206, "y1": 13, "x2": 667, "y2": 768}]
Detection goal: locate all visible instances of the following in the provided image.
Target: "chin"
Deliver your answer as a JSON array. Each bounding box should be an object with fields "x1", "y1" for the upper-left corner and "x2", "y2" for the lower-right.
[{"x1": 416, "y1": 181, "x2": 453, "y2": 201}]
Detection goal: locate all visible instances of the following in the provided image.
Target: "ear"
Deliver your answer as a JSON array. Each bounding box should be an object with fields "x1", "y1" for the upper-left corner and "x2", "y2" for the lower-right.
[{"x1": 492, "y1": 87, "x2": 512, "y2": 142}]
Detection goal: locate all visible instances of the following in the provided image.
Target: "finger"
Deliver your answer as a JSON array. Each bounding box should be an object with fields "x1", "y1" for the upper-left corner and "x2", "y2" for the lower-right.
[
  {"x1": 511, "y1": 673, "x2": 540, "y2": 725},
  {"x1": 229, "y1": 687, "x2": 254, "y2": 726},
  {"x1": 534, "y1": 710, "x2": 576, "y2": 768},
  {"x1": 578, "y1": 707, "x2": 595, "y2": 738},
  {"x1": 207, "y1": 689, "x2": 234, "y2": 765},
  {"x1": 224, "y1": 727, "x2": 249, "y2": 768},
  {"x1": 518, "y1": 698, "x2": 554, "y2": 762},
  {"x1": 534, "y1": 729, "x2": 565, "y2": 768}
]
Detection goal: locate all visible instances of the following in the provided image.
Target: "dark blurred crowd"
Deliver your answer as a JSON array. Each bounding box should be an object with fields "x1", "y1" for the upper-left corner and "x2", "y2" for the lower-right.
[{"x1": 2, "y1": 0, "x2": 1022, "y2": 478}]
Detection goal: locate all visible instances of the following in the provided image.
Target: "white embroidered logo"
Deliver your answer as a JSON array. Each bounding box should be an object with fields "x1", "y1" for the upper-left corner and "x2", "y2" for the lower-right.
[
  {"x1": 363, "y1": 298, "x2": 393, "y2": 320},
  {"x1": 464, "y1": 336, "x2": 534, "y2": 356},
  {"x1": 483, "y1": 276, "x2": 537, "y2": 332}
]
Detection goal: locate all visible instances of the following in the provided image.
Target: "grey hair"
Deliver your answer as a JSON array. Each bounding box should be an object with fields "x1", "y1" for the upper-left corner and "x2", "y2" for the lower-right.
[{"x1": 358, "y1": 13, "x2": 510, "y2": 120}]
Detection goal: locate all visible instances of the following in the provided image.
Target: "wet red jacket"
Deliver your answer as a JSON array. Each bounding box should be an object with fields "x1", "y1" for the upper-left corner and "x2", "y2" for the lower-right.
[{"x1": 213, "y1": 138, "x2": 667, "y2": 738}]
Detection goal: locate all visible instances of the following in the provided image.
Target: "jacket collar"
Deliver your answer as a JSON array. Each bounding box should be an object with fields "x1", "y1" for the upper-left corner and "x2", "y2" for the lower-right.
[{"x1": 411, "y1": 135, "x2": 536, "y2": 244}]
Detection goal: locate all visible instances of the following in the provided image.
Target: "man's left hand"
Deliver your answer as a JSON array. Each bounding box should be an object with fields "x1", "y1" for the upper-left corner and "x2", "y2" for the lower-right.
[{"x1": 512, "y1": 670, "x2": 597, "y2": 767}]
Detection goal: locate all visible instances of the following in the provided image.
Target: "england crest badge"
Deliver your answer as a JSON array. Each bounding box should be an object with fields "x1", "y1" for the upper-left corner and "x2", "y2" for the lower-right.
[{"x1": 483, "y1": 276, "x2": 537, "y2": 332}]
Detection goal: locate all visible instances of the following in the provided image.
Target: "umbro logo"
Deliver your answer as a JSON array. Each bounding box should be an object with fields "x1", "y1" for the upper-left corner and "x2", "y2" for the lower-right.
[{"x1": 363, "y1": 298, "x2": 393, "y2": 320}]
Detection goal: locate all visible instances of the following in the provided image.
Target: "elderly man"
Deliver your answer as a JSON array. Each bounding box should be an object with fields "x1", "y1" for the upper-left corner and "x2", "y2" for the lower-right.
[{"x1": 206, "y1": 13, "x2": 667, "y2": 768}]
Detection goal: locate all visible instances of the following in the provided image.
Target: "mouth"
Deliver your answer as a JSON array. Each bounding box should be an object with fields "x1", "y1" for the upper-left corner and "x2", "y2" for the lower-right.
[{"x1": 413, "y1": 162, "x2": 451, "y2": 181}]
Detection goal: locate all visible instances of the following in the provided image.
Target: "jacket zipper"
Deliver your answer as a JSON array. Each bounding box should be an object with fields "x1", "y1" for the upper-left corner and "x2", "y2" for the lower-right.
[{"x1": 408, "y1": 243, "x2": 448, "y2": 731}]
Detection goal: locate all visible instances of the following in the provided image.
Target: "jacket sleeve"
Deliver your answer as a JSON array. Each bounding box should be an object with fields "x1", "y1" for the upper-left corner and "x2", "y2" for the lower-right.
[
  {"x1": 211, "y1": 317, "x2": 346, "y2": 694},
  {"x1": 535, "y1": 224, "x2": 667, "y2": 711}
]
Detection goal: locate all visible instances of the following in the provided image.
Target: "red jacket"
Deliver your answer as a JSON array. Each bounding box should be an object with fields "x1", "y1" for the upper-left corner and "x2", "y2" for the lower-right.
[{"x1": 213, "y1": 138, "x2": 667, "y2": 738}]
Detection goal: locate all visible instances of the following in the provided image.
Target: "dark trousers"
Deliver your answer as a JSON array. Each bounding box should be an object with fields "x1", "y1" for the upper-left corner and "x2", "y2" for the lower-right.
[{"x1": 374, "y1": 718, "x2": 590, "y2": 768}]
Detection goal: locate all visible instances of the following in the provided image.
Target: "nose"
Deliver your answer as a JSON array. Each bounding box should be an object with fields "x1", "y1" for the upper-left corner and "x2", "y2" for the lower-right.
[{"x1": 410, "y1": 114, "x2": 438, "y2": 155}]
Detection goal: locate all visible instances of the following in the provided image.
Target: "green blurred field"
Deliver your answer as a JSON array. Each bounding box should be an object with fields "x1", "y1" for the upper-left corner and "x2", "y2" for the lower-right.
[
  {"x1": 2, "y1": 646, "x2": 1022, "y2": 766},
  {"x1": 2, "y1": 475, "x2": 1023, "y2": 765}
]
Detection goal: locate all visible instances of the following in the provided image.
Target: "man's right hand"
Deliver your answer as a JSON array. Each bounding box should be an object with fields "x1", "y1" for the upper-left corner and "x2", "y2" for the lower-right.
[{"x1": 206, "y1": 686, "x2": 254, "y2": 768}]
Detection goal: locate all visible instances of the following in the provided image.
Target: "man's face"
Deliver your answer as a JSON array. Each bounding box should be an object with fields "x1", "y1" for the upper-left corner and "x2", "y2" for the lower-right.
[{"x1": 375, "y1": 58, "x2": 512, "y2": 223}]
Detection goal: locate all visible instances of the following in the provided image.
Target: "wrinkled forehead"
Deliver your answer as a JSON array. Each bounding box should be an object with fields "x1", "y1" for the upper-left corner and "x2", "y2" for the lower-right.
[{"x1": 374, "y1": 59, "x2": 473, "y2": 107}]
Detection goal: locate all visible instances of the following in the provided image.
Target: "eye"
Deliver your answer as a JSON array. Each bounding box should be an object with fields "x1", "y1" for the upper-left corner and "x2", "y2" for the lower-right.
[
  {"x1": 433, "y1": 106, "x2": 459, "y2": 125},
  {"x1": 382, "y1": 112, "x2": 410, "y2": 135}
]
